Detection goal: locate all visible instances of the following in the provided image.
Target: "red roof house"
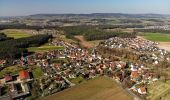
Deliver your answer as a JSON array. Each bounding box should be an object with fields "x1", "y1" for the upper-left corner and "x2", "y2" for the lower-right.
[
  {"x1": 5, "y1": 75, "x2": 13, "y2": 82},
  {"x1": 19, "y1": 70, "x2": 30, "y2": 80}
]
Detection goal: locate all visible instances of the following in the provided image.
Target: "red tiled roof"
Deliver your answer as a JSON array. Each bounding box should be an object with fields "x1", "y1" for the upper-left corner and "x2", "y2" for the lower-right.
[
  {"x1": 140, "y1": 87, "x2": 146, "y2": 93},
  {"x1": 131, "y1": 71, "x2": 138, "y2": 78},
  {"x1": 19, "y1": 70, "x2": 30, "y2": 80},
  {"x1": 5, "y1": 75, "x2": 13, "y2": 82}
]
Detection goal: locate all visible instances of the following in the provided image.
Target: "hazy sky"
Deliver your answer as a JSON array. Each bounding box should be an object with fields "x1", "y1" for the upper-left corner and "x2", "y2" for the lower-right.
[{"x1": 0, "y1": 0, "x2": 170, "y2": 16}]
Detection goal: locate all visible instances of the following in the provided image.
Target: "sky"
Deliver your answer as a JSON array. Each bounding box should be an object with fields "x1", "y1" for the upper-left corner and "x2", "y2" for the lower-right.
[{"x1": 0, "y1": 0, "x2": 170, "y2": 16}]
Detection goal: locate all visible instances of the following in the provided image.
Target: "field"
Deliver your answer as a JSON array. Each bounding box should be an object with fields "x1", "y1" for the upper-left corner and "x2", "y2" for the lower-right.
[
  {"x1": 140, "y1": 32, "x2": 170, "y2": 42},
  {"x1": 0, "y1": 65, "x2": 24, "y2": 78},
  {"x1": 157, "y1": 42, "x2": 170, "y2": 51},
  {"x1": 1, "y1": 29, "x2": 32, "y2": 39},
  {"x1": 30, "y1": 66, "x2": 44, "y2": 79},
  {"x1": 28, "y1": 45, "x2": 64, "y2": 52},
  {"x1": 147, "y1": 81, "x2": 170, "y2": 100},
  {"x1": 45, "y1": 76, "x2": 133, "y2": 100}
]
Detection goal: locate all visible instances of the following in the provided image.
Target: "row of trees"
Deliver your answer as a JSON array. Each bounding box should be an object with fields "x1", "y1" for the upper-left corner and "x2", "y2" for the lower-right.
[
  {"x1": 62, "y1": 26, "x2": 137, "y2": 41},
  {"x1": 0, "y1": 33, "x2": 13, "y2": 41},
  {"x1": 85, "y1": 30, "x2": 137, "y2": 41},
  {"x1": 0, "y1": 34, "x2": 52, "y2": 59}
]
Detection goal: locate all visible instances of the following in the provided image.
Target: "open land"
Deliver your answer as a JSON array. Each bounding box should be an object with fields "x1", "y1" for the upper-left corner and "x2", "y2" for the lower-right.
[
  {"x1": 1, "y1": 29, "x2": 32, "y2": 39},
  {"x1": 45, "y1": 76, "x2": 133, "y2": 100}
]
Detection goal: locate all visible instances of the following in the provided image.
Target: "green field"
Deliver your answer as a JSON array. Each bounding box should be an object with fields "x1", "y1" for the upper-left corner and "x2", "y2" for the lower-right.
[
  {"x1": 2, "y1": 29, "x2": 32, "y2": 39},
  {"x1": 140, "y1": 32, "x2": 170, "y2": 42},
  {"x1": 30, "y1": 66, "x2": 44, "y2": 79},
  {"x1": 0, "y1": 65, "x2": 24, "y2": 78},
  {"x1": 45, "y1": 76, "x2": 133, "y2": 100},
  {"x1": 28, "y1": 46, "x2": 64, "y2": 52}
]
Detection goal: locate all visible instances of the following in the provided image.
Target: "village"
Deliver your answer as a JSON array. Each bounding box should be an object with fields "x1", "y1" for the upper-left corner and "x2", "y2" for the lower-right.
[{"x1": 0, "y1": 33, "x2": 170, "y2": 100}]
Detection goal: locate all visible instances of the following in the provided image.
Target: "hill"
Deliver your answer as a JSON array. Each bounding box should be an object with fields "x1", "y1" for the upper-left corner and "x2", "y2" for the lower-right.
[{"x1": 45, "y1": 76, "x2": 133, "y2": 100}]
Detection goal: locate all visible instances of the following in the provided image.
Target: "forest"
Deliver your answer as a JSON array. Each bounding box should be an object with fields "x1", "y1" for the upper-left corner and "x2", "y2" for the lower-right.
[
  {"x1": 62, "y1": 26, "x2": 137, "y2": 41},
  {"x1": 0, "y1": 33, "x2": 52, "y2": 59}
]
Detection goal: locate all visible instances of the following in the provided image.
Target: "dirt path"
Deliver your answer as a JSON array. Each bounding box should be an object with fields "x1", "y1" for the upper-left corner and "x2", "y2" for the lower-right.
[{"x1": 74, "y1": 35, "x2": 94, "y2": 48}]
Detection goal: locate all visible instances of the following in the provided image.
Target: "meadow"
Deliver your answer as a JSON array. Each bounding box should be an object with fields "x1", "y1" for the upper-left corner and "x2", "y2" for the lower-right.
[
  {"x1": 2, "y1": 29, "x2": 32, "y2": 39},
  {"x1": 28, "y1": 45, "x2": 64, "y2": 52},
  {"x1": 45, "y1": 76, "x2": 133, "y2": 100},
  {"x1": 140, "y1": 32, "x2": 170, "y2": 42}
]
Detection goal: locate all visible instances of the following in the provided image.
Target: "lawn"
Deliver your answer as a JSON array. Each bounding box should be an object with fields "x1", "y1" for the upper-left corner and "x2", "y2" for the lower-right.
[
  {"x1": 2, "y1": 29, "x2": 32, "y2": 39},
  {"x1": 45, "y1": 76, "x2": 133, "y2": 100},
  {"x1": 28, "y1": 46, "x2": 64, "y2": 52},
  {"x1": 0, "y1": 65, "x2": 24, "y2": 78},
  {"x1": 140, "y1": 32, "x2": 170, "y2": 42},
  {"x1": 30, "y1": 66, "x2": 44, "y2": 79}
]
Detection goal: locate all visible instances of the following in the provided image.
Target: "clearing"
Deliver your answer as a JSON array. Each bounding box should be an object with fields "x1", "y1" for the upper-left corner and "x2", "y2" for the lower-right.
[
  {"x1": 75, "y1": 35, "x2": 102, "y2": 48},
  {"x1": 45, "y1": 76, "x2": 133, "y2": 100},
  {"x1": 1, "y1": 29, "x2": 32, "y2": 39}
]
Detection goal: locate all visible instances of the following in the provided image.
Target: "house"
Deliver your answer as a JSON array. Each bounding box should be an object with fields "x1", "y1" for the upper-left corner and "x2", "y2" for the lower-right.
[
  {"x1": 19, "y1": 70, "x2": 30, "y2": 80},
  {"x1": 138, "y1": 86, "x2": 146, "y2": 95},
  {"x1": 0, "y1": 60, "x2": 6, "y2": 67},
  {"x1": 5, "y1": 74, "x2": 13, "y2": 82},
  {"x1": 131, "y1": 71, "x2": 139, "y2": 82}
]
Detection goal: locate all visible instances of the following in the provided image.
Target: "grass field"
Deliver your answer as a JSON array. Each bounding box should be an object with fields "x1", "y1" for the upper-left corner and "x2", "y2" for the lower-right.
[
  {"x1": 28, "y1": 46, "x2": 64, "y2": 52},
  {"x1": 2, "y1": 29, "x2": 32, "y2": 39},
  {"x1": 45, "y1": 76, "x2": 133, "y2": 100},
  {"x1": 0, "y1": 65, "x2": 24, "y2": 78},
  {"x1": 30, "y1": 66, "x2": 44, "y2": 79},
  {"x1": 140, "y1": 32, "x2": 170, "y2": 42}
]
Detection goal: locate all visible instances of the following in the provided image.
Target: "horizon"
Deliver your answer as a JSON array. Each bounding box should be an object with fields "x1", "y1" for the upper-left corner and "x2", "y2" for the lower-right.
[
  {"x1": 1, "y1": 13, "x2": 170, "y2": 18},
  {"x1": 0, "y1": 0, "x2": 170, "y2": 17}
]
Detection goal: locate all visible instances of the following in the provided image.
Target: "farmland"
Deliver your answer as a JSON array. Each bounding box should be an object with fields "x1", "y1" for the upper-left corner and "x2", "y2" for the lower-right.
[
  {"x1": 28, "y1": 45, "x2": 64, "y2": 52},
  {"x1": 147, "y1": 81, "x2": 170, "y2": 100},
  {"x1": 45, "y1": 76, "x2": 133, "y2": 100},
  {"x1": 140, "y1": 32, "x2": 170, "y2": 42},
  {"x1": 1, "y1": 29, "x2": 32, "y2": 39}
]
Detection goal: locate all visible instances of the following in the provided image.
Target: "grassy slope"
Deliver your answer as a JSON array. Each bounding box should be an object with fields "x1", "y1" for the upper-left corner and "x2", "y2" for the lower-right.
[
  {"x1": 45, "y1": 76, "x2": 133, "y2": 100},
  {"x1": 2, "y1": 29, "x2": 32, "y2": 39},
  {"x1": 28, "y1": 46, "x2": 64, "y2": 52},
  {"x1": 140, "y1": 32, "x2": 170, "y2": 42},
  {"x1": 0, "y1": 65, "x2": 24, "y2": 78}
]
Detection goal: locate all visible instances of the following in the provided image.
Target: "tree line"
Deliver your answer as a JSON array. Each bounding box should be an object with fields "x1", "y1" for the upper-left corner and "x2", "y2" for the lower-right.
[
  {"x1": 0, "y1": 34, "x2": 52, "y2": 59},
  {"x1": 62, "y1": 26, "x2": 137, "y2": 41},
  {"x1": 0, "y1": 33, "x2": 13, "y2": 41}
]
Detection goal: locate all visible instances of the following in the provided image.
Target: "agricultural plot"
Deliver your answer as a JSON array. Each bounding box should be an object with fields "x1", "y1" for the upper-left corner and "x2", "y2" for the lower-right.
[
  {"x1": 147, "y1": 81, "x2": 170, "y2": 100},
  {"x1": 45, "y1": 76, "x2": 133, "y2": 100},
  {"x1": 2, "y1": 29, "x2": 32, "y2": 39},
  {"x1": 28, "y1": 46, "x2": 64, "y2": 52},
  {"x1": 140, "y1": 32, "x2": 170, "y2": 42}
]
